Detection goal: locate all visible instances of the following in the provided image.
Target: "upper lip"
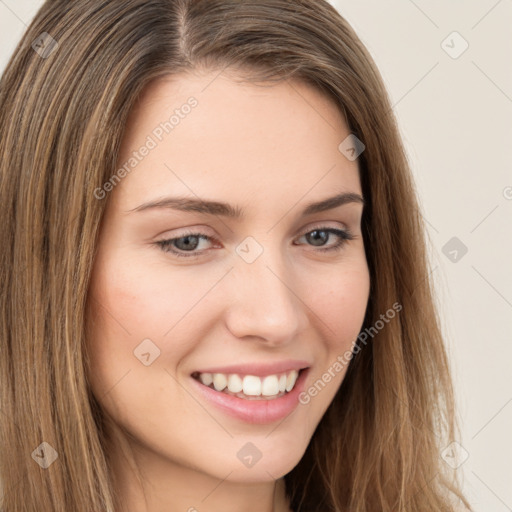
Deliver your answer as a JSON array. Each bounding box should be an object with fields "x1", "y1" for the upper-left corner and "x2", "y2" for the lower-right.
[{"x1": 192, "y1": 359, "x2": 311, "y2": 377}]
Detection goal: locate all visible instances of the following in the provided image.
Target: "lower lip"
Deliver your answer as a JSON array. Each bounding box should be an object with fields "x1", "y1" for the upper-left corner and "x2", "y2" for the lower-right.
[{"x1": 190, "y1": 368, "x2": 310, "y2": 424}]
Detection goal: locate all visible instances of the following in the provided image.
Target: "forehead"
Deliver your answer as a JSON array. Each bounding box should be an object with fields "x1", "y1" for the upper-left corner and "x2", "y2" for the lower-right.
[{"x1": 113, "y1": 69, "x2": 361, "y2": 210}]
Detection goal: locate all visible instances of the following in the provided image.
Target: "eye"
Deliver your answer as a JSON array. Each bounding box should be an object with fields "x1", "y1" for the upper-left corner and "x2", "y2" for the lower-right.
[
  {"x1": 155, "y1": 225, "x2": 354, "y2": 258},
  {"x1": 155, "y1": 231, "x2": 213, "y2": 258},
  {"x1": 294, "y1": 226, "x2": 354, "y2": 253}
]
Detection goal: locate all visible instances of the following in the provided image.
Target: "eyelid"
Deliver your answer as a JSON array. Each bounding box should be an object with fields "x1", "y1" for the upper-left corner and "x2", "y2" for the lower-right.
[
  {"x1": 155, "y1": 221, "x2": 354, "y2": 259},
  {"x1": 298, "y1": 220, "x2": 349, "y2": 234},
  {"x1": 157, "y1": 220, "x2": 348, "y2": 244}
]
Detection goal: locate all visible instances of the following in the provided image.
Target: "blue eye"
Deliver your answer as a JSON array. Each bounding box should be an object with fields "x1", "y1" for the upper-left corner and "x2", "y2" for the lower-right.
[
  {"x1": 156, "y1": 232, "x2": 211, "y2": 258},
  {"x1": 295, "y1": 227, "x2": 353, "y2": 253},
  {"x1": 155, "y1": 227, "x2": 353, "y2": 259}
]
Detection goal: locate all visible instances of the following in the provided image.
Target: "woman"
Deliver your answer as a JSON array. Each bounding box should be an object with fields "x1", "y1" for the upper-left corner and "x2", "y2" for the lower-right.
[{"x1": 0, "y1": 0, "x2": 471, "y2": 511}]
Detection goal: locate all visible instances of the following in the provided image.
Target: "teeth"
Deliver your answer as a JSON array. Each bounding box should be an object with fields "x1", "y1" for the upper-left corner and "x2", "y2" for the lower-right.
[
  {"x1": 286, "y1": 370, "x2": 298, "y2": 392},
  {"x1": 261, "y1": 375, "x2": 279, "y2": 396},
  {"x1": 195, "y1": 369, "x2": 302, "y2": 397},
  {"x1": 243, "y1": 375, "x2": 261, "y2": 396},
  {"x1": 213, "y1": 373, "x2": 227, "y2": 391},
  {"x1": 199, "y1": 373, "x2": 213, "y2": 386},
  {"x1": 278, "y1": 374, "x2": 286, "y2": 393},
  {"x1": 227, "y1": 374, "x2": 243, "y2": 393}
]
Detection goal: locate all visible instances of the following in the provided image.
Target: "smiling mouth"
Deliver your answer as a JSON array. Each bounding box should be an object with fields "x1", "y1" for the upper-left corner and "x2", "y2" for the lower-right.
[{"x1": 191, "y1": 368, "x2": 306, "y2": 401}]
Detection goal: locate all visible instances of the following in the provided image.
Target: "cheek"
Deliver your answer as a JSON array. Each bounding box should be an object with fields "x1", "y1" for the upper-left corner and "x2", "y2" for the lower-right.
[
  {"x1": 308, "y1": 260, "x2": 370, "y2": 349},
  {"x1": 85, "y1": 252, "x2": 172, "y2": 394},
  {"x1": 85, "y1": 249, "x2": 216, "y2": 393},
  {"x1": 295, "y1": 261, "x2": 369, "y2": 422},
  {"x1": 87, "y1": 250, "x2": 198, "y2": 341},
  {"x1": 84, "y1": 256, "x2": 198, "y2": 433}
]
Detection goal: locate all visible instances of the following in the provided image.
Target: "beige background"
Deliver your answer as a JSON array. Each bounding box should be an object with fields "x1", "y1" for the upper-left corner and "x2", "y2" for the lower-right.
[{"x1": 1, "y1": 1, "x2": 511, "y2": 510}]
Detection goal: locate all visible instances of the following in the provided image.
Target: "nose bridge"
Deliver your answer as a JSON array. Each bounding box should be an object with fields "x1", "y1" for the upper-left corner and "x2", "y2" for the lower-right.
[{"x1": 224, "y1": 241, "x2": 305, "y2": 343}]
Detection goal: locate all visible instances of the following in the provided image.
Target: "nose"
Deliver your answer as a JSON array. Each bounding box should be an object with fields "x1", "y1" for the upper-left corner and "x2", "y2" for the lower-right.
[{"x1": 223, "y1": 248, "x2": 308, "y2": 346}]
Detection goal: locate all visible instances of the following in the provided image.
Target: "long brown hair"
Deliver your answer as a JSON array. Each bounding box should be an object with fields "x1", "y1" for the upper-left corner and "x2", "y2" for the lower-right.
[{"x1": 0, "y1": 1, "x2": 471, "y2": 510}]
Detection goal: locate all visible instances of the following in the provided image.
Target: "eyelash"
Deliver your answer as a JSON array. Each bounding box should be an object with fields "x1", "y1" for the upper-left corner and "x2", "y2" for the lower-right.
[{"x1": 155, "y1": 226, "x2": 354, "y2": 259}]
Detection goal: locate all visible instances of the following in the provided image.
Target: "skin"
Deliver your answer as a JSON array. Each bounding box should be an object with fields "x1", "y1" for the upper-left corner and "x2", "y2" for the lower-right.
[{"x1": 86, "y1": 68, "x2": 370, "y2": 512}]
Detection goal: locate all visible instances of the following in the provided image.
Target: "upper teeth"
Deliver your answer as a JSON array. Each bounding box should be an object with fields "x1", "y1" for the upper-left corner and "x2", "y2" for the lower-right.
[{"x1": 197, "y1": 370, "x2": 299, "y2": 397}]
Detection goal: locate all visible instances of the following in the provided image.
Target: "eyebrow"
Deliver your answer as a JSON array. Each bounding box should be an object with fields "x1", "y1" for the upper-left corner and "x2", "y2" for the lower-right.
[{"x1": 126, "y1": 191, "x2": 365, "y2": 219}]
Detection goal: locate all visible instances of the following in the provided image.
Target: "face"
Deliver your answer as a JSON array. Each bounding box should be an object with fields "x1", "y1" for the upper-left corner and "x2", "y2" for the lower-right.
[{"x1": 86, "y1": 69, "x2": 370, "y2": 492}]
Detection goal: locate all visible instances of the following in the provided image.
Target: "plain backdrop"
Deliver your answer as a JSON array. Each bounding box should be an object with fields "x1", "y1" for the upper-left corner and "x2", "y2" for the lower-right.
[{"x1": 1, "y1": 1, "x2": 511, "y2": 511}]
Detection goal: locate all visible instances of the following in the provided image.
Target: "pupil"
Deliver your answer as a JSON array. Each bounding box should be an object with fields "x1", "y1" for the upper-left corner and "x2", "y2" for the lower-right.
[
  {"x1": 176, "y1": 235, "x2": 199, "y2": 251},
  {"x1": 308, "y1": 230, "x2": 327, "y2": 246}
]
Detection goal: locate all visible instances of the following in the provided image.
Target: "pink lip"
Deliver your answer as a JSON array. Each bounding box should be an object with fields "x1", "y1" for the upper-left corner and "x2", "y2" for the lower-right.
[
  {"x1": 192, "y1": 359, "x2": 311, "y2": 377},
  {"x1": 190, "y1": 368, "x2": 310, "y2": 424}
]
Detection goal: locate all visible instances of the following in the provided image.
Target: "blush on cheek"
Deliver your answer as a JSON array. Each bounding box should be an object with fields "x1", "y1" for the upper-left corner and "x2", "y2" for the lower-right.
[{"x1": 318, "y1": 274, "x2": 369, "y2": 338}]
